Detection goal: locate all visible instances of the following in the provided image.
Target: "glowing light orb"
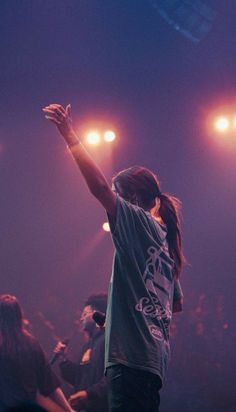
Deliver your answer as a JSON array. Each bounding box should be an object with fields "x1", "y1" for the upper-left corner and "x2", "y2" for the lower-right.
[
  {"x1": 215, "y1": 117, "x2": 229, "y2": 132},
  {"x1": 87, "y1": 131, "x2": 101, "y2": 145},
  {"x1": 102, "y1": 222, "x2": 110, "y2": 232},
  {"x1": 104, "y1": 130, "x2": 116, "y2": 142}
]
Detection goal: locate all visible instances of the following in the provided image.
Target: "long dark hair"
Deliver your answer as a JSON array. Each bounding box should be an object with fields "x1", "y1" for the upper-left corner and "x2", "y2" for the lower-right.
[
  {"x1": 0, "y1": 294, "x2": 32, "y2": 359},
  {"x1": 113, "y1": 166, "x2": 184, "y2": 278}
]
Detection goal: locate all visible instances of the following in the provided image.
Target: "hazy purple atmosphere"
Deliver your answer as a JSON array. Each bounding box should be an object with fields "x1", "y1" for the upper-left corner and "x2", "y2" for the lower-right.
[{"x1": 1, "y1": 1, "x2": 236, "y2": 411}]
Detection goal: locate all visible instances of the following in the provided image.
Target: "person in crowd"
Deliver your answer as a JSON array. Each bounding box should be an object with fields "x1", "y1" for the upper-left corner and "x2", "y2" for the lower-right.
[
  {"x1": 54, "y1": 293, "x2": 108, "y2": 412},
  {"x1": 0, "y1": 294, "x2": 73, "y2": 412},
  {"x1": 43, "y1": 103, "x2": 184, "y2": 412}
]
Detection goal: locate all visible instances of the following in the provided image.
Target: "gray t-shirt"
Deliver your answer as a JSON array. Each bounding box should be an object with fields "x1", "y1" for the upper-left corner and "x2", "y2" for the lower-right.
[{"x1": 105, "y1": 196, "x2": 183, "y2": 383}]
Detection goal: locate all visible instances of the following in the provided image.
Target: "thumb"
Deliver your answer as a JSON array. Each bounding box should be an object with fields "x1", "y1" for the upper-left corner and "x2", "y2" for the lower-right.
[{"x1": 66, "y1": 104, "x2": 72, "y2": 117}]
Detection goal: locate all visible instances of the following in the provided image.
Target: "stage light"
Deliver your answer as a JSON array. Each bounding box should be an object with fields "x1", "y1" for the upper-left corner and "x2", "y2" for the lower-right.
[
  {"x1": 102, "y1": 222, "x2": 110, "y2": 232},
  {"x1": 104, "y1": 130, "x2": 116, "y2": 143},
  {"x1": 215, "y1": 117, "x2": 230, "y2": 132},
  {"x1": 207, "y1": 106, "x2": 236, "y2": 147},
  {"x1": 233, "y1": 117, "x2": 236, "y2": 129},
  {"x1": 87, "y1": 131, "x2": 101, "y2": 145}
]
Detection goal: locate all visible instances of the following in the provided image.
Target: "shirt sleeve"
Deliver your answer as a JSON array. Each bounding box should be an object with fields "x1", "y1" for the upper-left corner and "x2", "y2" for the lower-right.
[
  {"x1": 107, "y1": 195, "x2": 148, "y2": 251},
  {"x1": 86, "y1": 337, "x2": 107, "y2": 401},
  {"x1": 59, "y1": 359, "x2": 78, "y2": 386},
  {"x1": 85, "y1": 335, "x2": 107, "y2": 409}
]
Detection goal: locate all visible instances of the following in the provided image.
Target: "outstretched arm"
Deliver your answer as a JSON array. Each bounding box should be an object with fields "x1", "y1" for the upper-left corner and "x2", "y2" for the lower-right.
[
  {"x1": 37, "y1": 388, "x2": 74, "y2": 412},
  {"x1": 49, "y1": 387, "x2": 75, "y2": 412},
  {"x1": 43, "y1": 104, "x2": 116, "y2": 216}
]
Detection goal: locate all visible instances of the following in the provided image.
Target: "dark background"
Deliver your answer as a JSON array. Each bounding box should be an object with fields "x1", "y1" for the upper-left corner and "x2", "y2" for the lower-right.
[{"x1": 0, "y1": 1, "x2": 236, "y2": 411}]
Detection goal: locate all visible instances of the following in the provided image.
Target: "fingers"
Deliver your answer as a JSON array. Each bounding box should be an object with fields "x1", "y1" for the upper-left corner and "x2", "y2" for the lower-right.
[
  {"x1": 43, "y1": 103, "x2": 72, "y2": 126},
  {"x1": 43, "y1": 104, "x2": 66, "y2": 115},
  {"x1": 43, "y1": 106, "x2": 64, "y2": 124},
  {"x1": 44, "y1": 115, "x2": 61, "y2": 125},
  {"x1": 66, "y1": 104, "x2": 72, "y2": 118},
  {"x1": 43, "y1": 107, "x2": 64, "y2": 120},
  {"x1": 45, "y1": 104, "x2": 66, "y2": 115},
  {"x1": 68, "y1": 395, "x2": 78, "y2": 407},
  {"x1": 69, "y1": 391, "x2": 80, "y2": 401},
  {"x1": 53, "y1": 342, "x2": 66, "y2": 352},
  {"x1": 43, "y1": 109, "x2": 63, "y2": 121},
  {"x1": 68, "y1": 394, "x2": 76, "y2": 401}
]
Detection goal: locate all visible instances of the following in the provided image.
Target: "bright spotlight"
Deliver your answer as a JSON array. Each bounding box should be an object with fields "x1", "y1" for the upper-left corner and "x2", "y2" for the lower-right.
[
  {"x1": 102, "y1": 222, "x2": 110, "y2": 232},
  {"x1": 233, "y1": 117, "x2": 236, "y2": 129},
  {"x1": 104, "y1": 130, "x2": 116, "y2": 143},
  {"x1": 215, "y1": 117, "x2": 230, "y2": 132},
  {"x1": 87, "y1": 131, "x2": 101, "y2": 145}
]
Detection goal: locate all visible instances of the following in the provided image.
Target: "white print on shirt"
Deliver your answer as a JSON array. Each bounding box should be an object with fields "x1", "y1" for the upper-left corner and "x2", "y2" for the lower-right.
[
  {"x1": 135, "y1": 296, "x2": 172, "y2": 324},
  {"x1": 135, "y1": 296, "x2": 172, "y2": 341},
  {"x1": 149, "y1": 324, "x2": 164, "y2": 341},
  {"x1": 135, "y1": 245, "x2": 173, "y2": 340},
  {"x1": 143, "y1": 246, "x2": 173, "y2": 288}
]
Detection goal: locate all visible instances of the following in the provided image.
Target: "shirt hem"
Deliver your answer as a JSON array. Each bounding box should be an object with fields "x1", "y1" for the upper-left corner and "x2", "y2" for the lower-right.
[{"x1": 105, "y1": 358, "x2": 163, "y2": 384}]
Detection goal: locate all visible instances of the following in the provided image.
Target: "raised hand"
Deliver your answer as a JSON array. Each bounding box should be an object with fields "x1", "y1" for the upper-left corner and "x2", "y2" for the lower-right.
[
  {"x1": 43, "y1": 103, "x2": 77, "y2": 144},
  {"x1": 53, "y1": 341, "x2": 67, "y2": 354},
  {"x1": 42, "y1": 101, "x2": 116, "y2": 214}
]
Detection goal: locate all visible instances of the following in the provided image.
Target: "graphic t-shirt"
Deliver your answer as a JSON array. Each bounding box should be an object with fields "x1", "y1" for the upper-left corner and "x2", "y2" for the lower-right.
[{"x1": 105, "y1": 196, "x2": 183, "y2": 382}]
